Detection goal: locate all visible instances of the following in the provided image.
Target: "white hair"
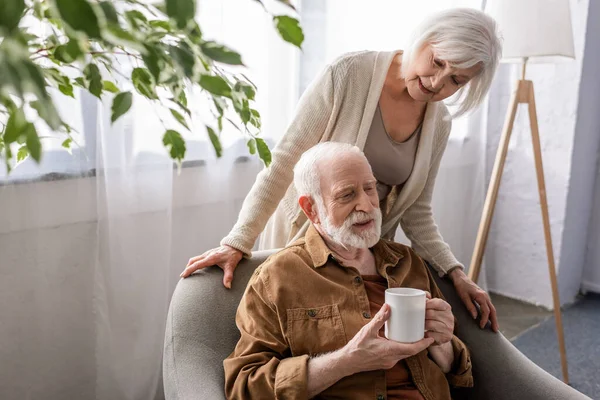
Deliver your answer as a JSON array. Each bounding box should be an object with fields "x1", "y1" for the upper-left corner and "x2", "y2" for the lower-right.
[
  {"x1": 402, "y1": 8, "x2": 502, "y2": 117},
  {"x1": 293, "y1": 141, "x2": 364, "y2": 200},
  {"x1": 294, "y1": 142, "x2": 381, "y2": 249}
]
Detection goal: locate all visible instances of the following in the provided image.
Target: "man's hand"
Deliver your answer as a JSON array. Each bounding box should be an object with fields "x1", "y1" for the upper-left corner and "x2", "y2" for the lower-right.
[
  {"x1": 448, "y1": 268, "x2": 499, "y2": 332},
  {"x1": 308, "y1": 304, "x2": 434, "y2": 398},
  {"x1": 424, "y1": 294, "x2": 454, "y2": 345},
  {"x1": 342, "y1": 304, "x2": 435, "y2": 373},
  {"x1": 180, "y1": 245, "x2": 243, "y2": 288}
]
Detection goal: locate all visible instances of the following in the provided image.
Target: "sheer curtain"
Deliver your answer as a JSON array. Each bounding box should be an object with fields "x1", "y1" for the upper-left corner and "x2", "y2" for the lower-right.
[{"x1": 0, "y1": 1, "x2": 297, "y2": 399}]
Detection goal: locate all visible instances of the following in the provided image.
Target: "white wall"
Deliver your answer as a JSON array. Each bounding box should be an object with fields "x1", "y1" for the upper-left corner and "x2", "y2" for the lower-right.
[
  {"x1": 560, "y1": 0, "x2": 600, "y2": 299},
  {"x1": 484, "y1": 0, "x2": 595, "y2": 308},
  {"x1": 583, "y1": 162, "x2": 600, "y2": 293}
]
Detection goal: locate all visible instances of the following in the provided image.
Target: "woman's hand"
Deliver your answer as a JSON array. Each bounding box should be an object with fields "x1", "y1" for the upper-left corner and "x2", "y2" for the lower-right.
[
  {"x1": 180, "y1": 245, "x2": 243, "y2": 288},
  {"x1": 448, "y1": 268, "x2": 499, "y2": 332}
]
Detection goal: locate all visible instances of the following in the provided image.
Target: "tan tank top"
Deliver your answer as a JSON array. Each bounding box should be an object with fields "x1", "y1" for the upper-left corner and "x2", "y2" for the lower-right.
[{"x1": 363, "y1": 105, "x2": 421, "y2": 201}]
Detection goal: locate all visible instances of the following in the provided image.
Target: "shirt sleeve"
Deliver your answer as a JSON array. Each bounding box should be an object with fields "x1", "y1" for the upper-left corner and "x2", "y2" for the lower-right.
[{"x1": 224, "y1": 271, "x2": 310, "y2": 399}]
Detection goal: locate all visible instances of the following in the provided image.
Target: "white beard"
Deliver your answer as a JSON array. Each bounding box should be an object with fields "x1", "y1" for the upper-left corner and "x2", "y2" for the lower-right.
[{"x1": 316, "y1": 199, "x2": 382, "y2": 249}]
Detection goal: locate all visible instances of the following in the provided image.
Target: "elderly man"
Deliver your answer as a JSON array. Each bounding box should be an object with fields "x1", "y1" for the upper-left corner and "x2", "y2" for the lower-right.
[{"x1": 224, "y1": 142, "x2": 473, "y2": 400}]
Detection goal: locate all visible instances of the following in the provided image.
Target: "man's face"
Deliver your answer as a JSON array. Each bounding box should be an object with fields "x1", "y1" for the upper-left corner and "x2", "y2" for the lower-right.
[{"x1": 316, "y1": 153, "x2": 382, "y2": 249}]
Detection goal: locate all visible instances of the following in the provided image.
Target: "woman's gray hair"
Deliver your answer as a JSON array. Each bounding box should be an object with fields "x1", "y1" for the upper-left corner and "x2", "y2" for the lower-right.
[
  {"x1": 293, "y1": 142, "x2": 364, "y2": 201},
  {"x1": 402, "y1": 8, "x2": 502, "y2": 117}
]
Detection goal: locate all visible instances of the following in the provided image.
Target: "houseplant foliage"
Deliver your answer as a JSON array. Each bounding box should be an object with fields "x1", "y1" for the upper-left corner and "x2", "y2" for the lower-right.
[{"x1": 0, "y1": 0, "x2": 304, "y2": 173}]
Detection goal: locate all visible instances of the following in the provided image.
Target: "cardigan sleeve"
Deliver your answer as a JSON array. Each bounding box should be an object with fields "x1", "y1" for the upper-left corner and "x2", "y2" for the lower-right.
[
  {"x1": 399, "y1": 118, "x2": 465, "y2": 276},
  {"x1": 221, "y1": 65, "x2": 336, "y2": 255}
]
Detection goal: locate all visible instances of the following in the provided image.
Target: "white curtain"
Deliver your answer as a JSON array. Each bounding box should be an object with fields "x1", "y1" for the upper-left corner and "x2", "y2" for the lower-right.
[
  {"x1": 0, "y1": 1, "x2": 296, "y2": 399},
  {"x1": 1, "y1": 1, "x2": 491, "y2": 399}
]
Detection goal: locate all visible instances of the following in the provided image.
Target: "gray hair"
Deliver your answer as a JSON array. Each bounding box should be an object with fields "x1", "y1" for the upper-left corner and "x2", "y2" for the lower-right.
[
  {"x1": 293, "y1": 142, "x2": 364, "y2": 201},
  {"x1": 402, "y1": 8, "x2": 502, "y2": 117}
]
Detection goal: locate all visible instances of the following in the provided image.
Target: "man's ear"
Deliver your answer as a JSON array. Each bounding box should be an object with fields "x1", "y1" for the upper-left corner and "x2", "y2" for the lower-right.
[{"x1": 298, "y1": 195, "x2": 319, "y2": 224}]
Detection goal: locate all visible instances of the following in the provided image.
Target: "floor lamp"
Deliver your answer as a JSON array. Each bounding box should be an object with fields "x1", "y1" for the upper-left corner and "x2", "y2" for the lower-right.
[{"x1": 469, "y1": 0, "x2": 575, "y2": 383}]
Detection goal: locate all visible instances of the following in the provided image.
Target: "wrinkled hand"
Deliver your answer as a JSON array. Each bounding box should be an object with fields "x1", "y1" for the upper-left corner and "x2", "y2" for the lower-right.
[
  {"x1": 343, "y1": 304, "x2": 435, "y2": 374},
  {"x1": 449, "y1": 269, "x2": 499, "y2": 332},
  {"x1": 180, "y1": 245, "x2": 243, "y2": 288},
  {"x1": 424, "y1": 293, "x2": 454, "y2": 345}
]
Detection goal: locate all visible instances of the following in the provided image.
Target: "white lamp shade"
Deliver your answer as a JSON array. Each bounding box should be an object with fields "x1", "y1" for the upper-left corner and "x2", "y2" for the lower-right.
[{"x1": 485, "y1": 0, "x2": 575, "y2": 63}]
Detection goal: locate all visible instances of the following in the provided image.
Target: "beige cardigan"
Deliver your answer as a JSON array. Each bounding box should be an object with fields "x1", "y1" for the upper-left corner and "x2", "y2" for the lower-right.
[{"x1": 221, "y1": 51, "x2": 463, "y2": 275}]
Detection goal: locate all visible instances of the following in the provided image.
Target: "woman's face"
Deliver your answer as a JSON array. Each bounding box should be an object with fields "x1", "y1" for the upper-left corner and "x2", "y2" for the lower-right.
[{"x1": 403, "y1": 44, "x2": 482, "y2": 103}]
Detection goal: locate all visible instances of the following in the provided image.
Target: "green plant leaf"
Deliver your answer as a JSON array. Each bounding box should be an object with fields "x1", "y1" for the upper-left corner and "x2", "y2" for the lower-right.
[
  {"x1": 170, "y1": 108, "x2": 189, "y2": 130},
  {"x1": 17, "y1": 145, "x2": 29, "y2": 163},
  {"x1": 273, "y1": 15, "x2": 304, "y2": 49},
  {"x1": 103, "y1": 80, "x2": 119, "y2": 93},
  {"x1": 0, "y1": 0, "x2": 25, "y2": 33},
  {"x1": 142, "y1": 44, "x2": 163, "y2": 83},
  {"x1": 166, "y1": 0, "x2": 196, "y2": 29},
  {"x1": 247, "y1": 138, "x2": 256, "y2": 155},
  {"x1": 199, "y1": 75, "x2": 231, "y2": 98},
  {"x1": 62, "y1": 138, "x2": 73, "y2": 154},
  {"x1": 25, "y1": 123, "x2": 41, "y2": 162},
  {"x1": 217, "y1": 116, "x2": 223, "y2": 132},
  {"x1": 169, "y1": 44, "x2": 195, "y2": 78},
  {"x1": 55, "y1": 0, "x2": 102, "y2": 39},
  {"x1": 111, "y1": 91, "x2": 132, "y2": 124},
  {"x1": 74, "y1": 77, "x2": 85, "y2": 87},
  {"x1": 201, "y1": 42, "x2": 243, "y2": 66},
  {"x1": 207, "y1": 126, "x2": 222, "y2": 157},
  {"x1": 163, "y1": 129, "x2": 186, "y2": 162},
  {"x1": 131, "y1": 68, "x2": 157, "y2": 99},
  {"x1": 0, "y1": 0, "x2": 25, "y2": 32},
  {"x1": 250, "y1": 109, "x2": 261, "y2": 129},
  {"x1": 234, "y1": 81, "x2": 256, "y2": 100},
  {"x1": 276, "y1": 0, "x2": 296, "y2": 10},
  {"x1": 3, "y1": 109, "x2": 27, "y2": 144},
  {"x1": 84, "y1": 63, "x2": 103, "y2": 98},
  {"x1": 178, "y1": 91, "x2": 187, "y2": 107},
  {"x1": 149, "y1": 20, "x2": 172, "y2": 31},
  {"x1": 255, "y1": 137, "x2": 271, "y2": 167},
  {"x1": 58, "y1": 80, "x2": 74, "y2": 97},
  {"x1": 99, "y1": 1, "x2": 119, "y2": 24},
  {"x1": 213, "y1": 97, "x2": 226, "y2": 115},
  {"x1": 104, "y1": 25, "x2": 144, "y2": 51},
  {"x1": 125, "y1": 10, "x2": 148, "y2": 29},
  {"x1": 53, "y1": 39, "x2": 83, "y2": 63}
]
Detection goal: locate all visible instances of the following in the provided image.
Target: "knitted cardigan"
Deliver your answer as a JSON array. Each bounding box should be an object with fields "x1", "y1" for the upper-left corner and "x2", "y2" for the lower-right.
[{"x1": 221, "y1": 50, "x2": 463, "y2": 275}]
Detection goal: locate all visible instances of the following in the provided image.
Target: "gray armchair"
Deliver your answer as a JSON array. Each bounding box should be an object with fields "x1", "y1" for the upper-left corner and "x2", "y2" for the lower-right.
[{"x1": 163, "y1": 250, "x2": 590, "y2": 400}]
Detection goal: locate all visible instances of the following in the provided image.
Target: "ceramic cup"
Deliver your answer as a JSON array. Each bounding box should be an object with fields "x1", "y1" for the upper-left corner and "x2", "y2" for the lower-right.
[{"x1": 384, "y1": 288, "x2": 427, "y2": 343}]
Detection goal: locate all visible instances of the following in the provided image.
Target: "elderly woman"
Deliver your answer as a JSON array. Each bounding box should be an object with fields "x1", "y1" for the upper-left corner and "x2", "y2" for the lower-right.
[{"x1": 182, "y1": 8, "x2": 502, "y2": 331}]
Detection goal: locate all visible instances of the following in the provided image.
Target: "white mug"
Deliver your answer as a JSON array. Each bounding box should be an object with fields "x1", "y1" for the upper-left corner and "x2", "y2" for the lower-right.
[{"x1": 384, "y1": 288, "x2": 426, "y2": 343}]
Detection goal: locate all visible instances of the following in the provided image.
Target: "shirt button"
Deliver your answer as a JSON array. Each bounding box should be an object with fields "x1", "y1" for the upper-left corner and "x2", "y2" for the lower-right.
[
  {"x1": 307, "y1": 309, "x2": 317, "y2": 317},
  {"x1": 354, "y1": 276, "x2": 363, "y2": 285},
  {"x1": 363, "y1": 312, "x2": 371, "y2": 319}
]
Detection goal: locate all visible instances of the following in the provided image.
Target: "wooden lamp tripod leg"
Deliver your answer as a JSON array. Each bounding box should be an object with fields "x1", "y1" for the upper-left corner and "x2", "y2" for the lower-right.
[
  {"x1": 468, "y1": 82, "x2": 522, "y2": 282},
  {"x1": 526, "y1": 83, "x2": 569, "y2": 384}
]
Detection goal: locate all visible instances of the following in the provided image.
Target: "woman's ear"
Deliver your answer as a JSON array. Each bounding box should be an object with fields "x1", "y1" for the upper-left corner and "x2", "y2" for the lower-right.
[{"x1": 298, "y1": 195, "x2": 319, "y2": 224}]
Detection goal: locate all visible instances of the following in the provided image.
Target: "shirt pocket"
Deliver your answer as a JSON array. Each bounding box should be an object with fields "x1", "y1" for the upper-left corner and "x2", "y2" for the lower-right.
[{"x1": 286, "y1": 304, "x2": 347, "y2": 356}]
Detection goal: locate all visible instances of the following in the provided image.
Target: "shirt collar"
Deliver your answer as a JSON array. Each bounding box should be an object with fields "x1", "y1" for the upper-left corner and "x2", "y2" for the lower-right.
[{"x1": 304, "y1": 223, "x2": 405, "y2": 272}]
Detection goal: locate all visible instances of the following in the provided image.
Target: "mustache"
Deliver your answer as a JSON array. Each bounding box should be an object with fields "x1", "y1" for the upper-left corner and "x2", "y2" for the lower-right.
[{"x1": 345, "y1": 210, "x2": 376, "y2": 225}]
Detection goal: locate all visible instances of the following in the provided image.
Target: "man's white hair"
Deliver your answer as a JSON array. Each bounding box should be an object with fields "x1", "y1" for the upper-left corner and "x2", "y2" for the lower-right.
[
  {"x1": 402, "y1": 7, "x2": 502, "y2": 117},
  {"x1": 293, "y1": 142, "x2": 365, "y2": 200}
]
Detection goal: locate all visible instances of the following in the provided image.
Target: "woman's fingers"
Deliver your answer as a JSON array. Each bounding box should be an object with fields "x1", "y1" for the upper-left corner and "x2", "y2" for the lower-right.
[
  {"x1": 477, "y1": 295, "x2": 491, "y2": 329},
  {"x1": 488, "y1": 298, "x2": 499, "y2": 332},
  {"x1": 181, "y1": 252, "x2": 219, "y2": 278}
]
